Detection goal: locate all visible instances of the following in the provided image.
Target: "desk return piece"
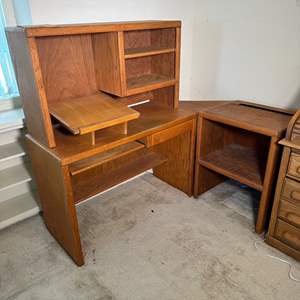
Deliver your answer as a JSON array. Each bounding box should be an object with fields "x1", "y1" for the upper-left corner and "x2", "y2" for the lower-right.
[
  {"x1": 7, "y1": 21, "x2": 197, "y2": 266},
  {"x1": 194, "y1": 102, "x2": 292, "y2": 234}
]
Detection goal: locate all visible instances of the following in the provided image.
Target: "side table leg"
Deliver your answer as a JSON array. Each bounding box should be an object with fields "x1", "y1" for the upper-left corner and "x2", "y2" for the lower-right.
[{"x1": 256, "y1": 137, "x2": 280, "y2": 234}]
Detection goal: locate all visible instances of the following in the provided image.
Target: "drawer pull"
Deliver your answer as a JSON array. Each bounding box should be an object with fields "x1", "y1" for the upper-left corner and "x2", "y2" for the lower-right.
[
  {"x1": 297, "y1": 166, "x2": 300, "y2": 174},
  {"x1": 291, "y1": 191, "x2": 300, "y2": 201}
]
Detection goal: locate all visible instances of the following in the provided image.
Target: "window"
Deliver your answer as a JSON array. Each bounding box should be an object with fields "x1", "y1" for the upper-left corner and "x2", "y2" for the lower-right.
[{"x1": 0, "y1": 1, "x2": 18, "y2": 99}]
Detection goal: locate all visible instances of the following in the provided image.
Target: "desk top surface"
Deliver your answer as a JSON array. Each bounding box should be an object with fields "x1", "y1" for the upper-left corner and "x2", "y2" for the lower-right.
[
  {"x1": 42, "y1": 102, "x2": 196, "y2": 165},
  {"x1": 200, "y1": 102, "x2": 292, "y2": 138}
]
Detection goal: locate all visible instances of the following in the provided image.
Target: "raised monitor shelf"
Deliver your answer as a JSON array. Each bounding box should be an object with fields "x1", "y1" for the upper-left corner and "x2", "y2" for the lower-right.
[
  {"x1": 126, "y1": 74, "x2": 176, "y2": 95},
  {"x1": 124, "y1": 46, "x2": 176, "y2": 59},
  {"x1": 199, "y1": 144, "x2": 264, "y2": 191},
  {"x1": 48, "y1": 92, "x2": 140, "y2": 136}
]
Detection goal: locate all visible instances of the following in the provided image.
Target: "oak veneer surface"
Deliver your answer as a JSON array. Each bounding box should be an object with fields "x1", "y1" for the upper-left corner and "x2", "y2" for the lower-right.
[
  {"x1": 127, "y1": 74, "x2": 175, "y2": 90},
  {"x1": 50, "y1": 103, "x2": 196, "y2": 165},
  {"x1": 72, "y1": 149, "x2": 167, "y2": 203},
  {"x1": 6, "y1": 30, "x2": 56, "y2": 148},
  {"x1": 124, "y1": 46, "x2": 175, "y2": 59},
  {"x1": 36, "y1": 34, "x2": 98, "y2": 103},
  {"x1": 12, "y1": 21, "x2": 181, "y2": 37},
  {"x1": 48, "y1": 93, "x2": 140, "y2": 135},
  {"x1": 69, "y1": 141, "x2": 145, "y2": 175},
  {"x1": 202, "y1": 102, "x2": 291, "y2": 137},
  {"x1": 199, "y1": 144, "x2": 264, "y2": 191},
  {"x1": 179, "y1": 100, "x2": 229, "y2": 113}
]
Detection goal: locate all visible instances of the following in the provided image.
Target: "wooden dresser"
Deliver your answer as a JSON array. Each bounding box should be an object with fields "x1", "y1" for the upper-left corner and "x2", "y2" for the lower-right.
[{"x1": 266, "y1": 110, "x2": 300, "y2": 261}]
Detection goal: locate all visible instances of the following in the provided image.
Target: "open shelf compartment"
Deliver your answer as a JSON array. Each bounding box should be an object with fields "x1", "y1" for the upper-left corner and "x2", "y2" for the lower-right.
[
  {"x1": 124, "y1": 28, "x2": 176, "y2": 55},
  {"x1": 125, "y1": 52, "x2": 176, "y2": 95},
  {"x1": 198, "y1": 118, "x2": 270, "y2": 191},
  {"x1": 71, "y1": 147, "x2": 167, "y2": 203}
]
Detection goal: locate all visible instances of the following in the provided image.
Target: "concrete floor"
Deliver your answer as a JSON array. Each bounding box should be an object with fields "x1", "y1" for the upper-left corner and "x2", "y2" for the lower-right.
[{"x1": 1, "y1": 173, "x2": 300, "y2": 300}]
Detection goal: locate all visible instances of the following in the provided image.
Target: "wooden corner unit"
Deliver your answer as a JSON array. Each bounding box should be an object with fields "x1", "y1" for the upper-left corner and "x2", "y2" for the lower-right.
[
  {"x1": 6, "y1": 21, "x2": 198, "y2": 266},
  {"x1": 194, "y1": 101, "x2": 292, "y2": 234},
  {"x1": 266, "y1": 109, "x2": 300, "y2": 261}
]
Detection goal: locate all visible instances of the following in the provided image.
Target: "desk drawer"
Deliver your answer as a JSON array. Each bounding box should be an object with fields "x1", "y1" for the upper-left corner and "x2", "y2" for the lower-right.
[
  {"x1": 282, "y1": 178, "x2": 300, "y2": 206},
  {"x1": 275, "y1": 219, "x2": 300, "y2": 251},
  {"x1": 278, "y1": 200, "x2": 300, "y2": 229},
  {"x1": 287, "y1": 153, "x2": 300, "y2": 180},
  {"x1": 143, "y1": 120, "x2": 194, "y2": 147}
]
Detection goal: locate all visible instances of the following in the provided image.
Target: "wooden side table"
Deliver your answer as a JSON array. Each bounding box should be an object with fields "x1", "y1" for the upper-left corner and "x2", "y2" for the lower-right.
[
  {"x1": 194, "y1": 102, "x2": 292, "y2": 233},
  {"x1": 266, "y1": 110, "x2": 300, "y2": 260}
]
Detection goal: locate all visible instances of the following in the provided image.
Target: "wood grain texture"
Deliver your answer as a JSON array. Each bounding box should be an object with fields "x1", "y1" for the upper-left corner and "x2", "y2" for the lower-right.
[
  {"x1": 179, "y1": 100, "x2": 229, "y2": 113},
  {"x1": 287, "y1": 152, "x2": 300, "y2": 180},
  {"x1": 153, "y1": 118, "x2": 196, "y2": 196},
  {"x1": 26, "y1": 135, "x2": 84, "y2": 266},
  {"x1": 6, "y1": 31, "x2": 55, "y2": 147},
  {"x1": 201, "y1": 102, "x2": 291, "y2": 137},
  {"x1": 36, "y1": 34, "x2": 97, "y2": 102},
  {"x1": 174, "y1": 27, "x2": 181, "y2": 109},
  {"x1": 266, "y1": 109, "x2": 300, "y2": 261},
  {"x1": 72, "y1": 149, "x2": 166, "y2": 202},
  {"x1": 278, "y1": 200, "x2": 300, "y2": 229},
  {"x1": 256, "y1": 137, "x2": 280, "y2": 233},
  {"x1": 195, "y1": 103, "x2": 288, "y2": 233},
  {"x1": 93, "y1": 32, "x2": 124, "y2": 96},
  {"x1": 16, "y1": 20, "x2": 181, "y2": 37},
  {"x1": 281, "y1": 178, "x2": 300, "y2": 205},
  {"x1": 51, "y1": 103, "x2": 196, "y2": 165},
  {"x1": 199, "y1": 144, "x2": 264, "y2": 191},
  {"x1": 69, "y1": 141, "x2": 145, "y2": 175},
  {"x1": 48, "y1": 93, "x2": 140, "y2": 135},
  {"x1": 124, "y1": 46, "x2": 175, "y2": 59},
  {"x1": 266, "y1": 234, "x2": 300, "y2": 261},
  {"x1": 274, "y1": 219, "x2": 300, "y2": 252}
]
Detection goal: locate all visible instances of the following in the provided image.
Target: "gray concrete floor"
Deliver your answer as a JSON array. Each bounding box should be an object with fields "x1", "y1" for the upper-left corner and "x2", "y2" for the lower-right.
[{"x1": 1, "y1": 173, "x2": 300, "y2": 300}]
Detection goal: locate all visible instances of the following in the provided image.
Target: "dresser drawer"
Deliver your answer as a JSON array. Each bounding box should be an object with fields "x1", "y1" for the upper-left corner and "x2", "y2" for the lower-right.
[
  {"x1": 278, "y1": 200, "x2": 300, "y2": 229},
  {"x1": 275, "y1": 219, "x2": 300, "y2": 251},
  {"x1": 141, "y1": 120, "x2": 194, "y2": 147},
  {"x1": 281, "y1": 178, "x2": 300, "y2": 206},
  {"x1": 287, "y1": 153, "x2": 300, "y2": 180}
]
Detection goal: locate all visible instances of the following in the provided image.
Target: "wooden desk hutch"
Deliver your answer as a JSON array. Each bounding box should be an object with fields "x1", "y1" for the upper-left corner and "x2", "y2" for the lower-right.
[
  {"x1": 7, "y1": 21, "x2": 198, "y2": 266},
  {"x1": 6, "y1": 21, "x2": 292, "y2": 265}
]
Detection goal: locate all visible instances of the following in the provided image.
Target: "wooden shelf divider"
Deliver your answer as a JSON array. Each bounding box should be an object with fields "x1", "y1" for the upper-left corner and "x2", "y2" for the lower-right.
[
  {"x1": 126, "y1": 74, "x2": 176, "y2": 95},
  {"x1": 124, "y1": 46, "x2": 175, "y2": 59},
  {"x1": 198, "y1": 144, "x2": 264, "y2": 191}
]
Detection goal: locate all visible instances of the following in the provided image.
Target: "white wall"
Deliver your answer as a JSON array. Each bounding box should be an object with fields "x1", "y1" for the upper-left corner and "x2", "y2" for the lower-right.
[
  {"x1": 5, "y1": 0, "x2": 300, "y2": 109},
  {"x1": 192, "y1": 0, "x2": 300, "y2": 109}
]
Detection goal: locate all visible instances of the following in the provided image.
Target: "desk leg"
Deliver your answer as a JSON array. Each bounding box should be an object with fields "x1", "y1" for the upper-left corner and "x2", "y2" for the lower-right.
[
  {"x1": 26, "y1": 137, "x2": 84, "y2": 266},
  {"x1": 256, "y1": 137, "x2": 280, "y2": 234},
  {"x1": 153, "y1": 119, "x2": 196, "y2": 196}
]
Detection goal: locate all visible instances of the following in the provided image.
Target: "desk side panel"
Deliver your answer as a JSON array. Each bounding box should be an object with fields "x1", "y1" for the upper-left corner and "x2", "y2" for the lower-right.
[
  {"x1": 152, "y1": 118, "x2": 196, "y2": 196},
  {"x1": 6, "y1": 30, "x2": 55, "y2": 147},
  {"x1": 26, "y1": 136, "x2": 84, "y2": 266}
]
